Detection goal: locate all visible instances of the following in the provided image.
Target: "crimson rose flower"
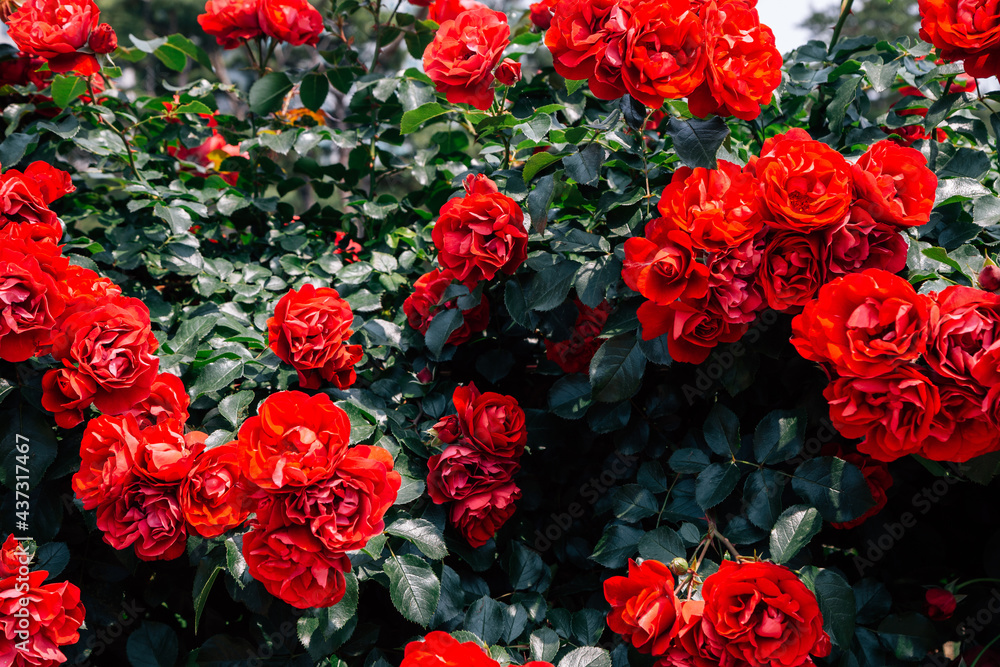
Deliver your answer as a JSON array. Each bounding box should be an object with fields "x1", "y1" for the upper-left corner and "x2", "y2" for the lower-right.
[
  {"x1": 449, "y1": 479, "x2": 521, "y2": 548},
  {"x1": 623, "y1": 220, "x2": 710, "y2": 305},
  {"x1": 759, "y1": 231, "x2": 827, "y2": 312},
  {"x1": 403, "y1": 269, "x2": 490, "y2": 347},
  {"x1": 0, "y1": 239, "x2": 67, "y2": 362},
  {"x1": 41, "y1": 368, "x2": 97, "y2": 428},
  {"x1": 790, "y1": 269, "x2": 931, "y2": 378},
  {"x1": 237, "y1": 390, "x2": 351, "y2": 490},
  {"x1": 604, "y1": 558, "x2": 680, "y2": 656},
  {"x1": 452, "y1": 383, "x2": 527, "y2": 458},
  {"x1": 705, "y1": 234, "x2": 766, "y2": 324},
  {"x1": 921, "y1": 380, "x2": 1000, "y2": 462},
  {"x1": 268, "y1": 283, "x2": 363, "y2": 389},
  {"x1": 496, "y1": 57, "x2": 522, "y2": 86},
  {"x1": 259, "y1": 0, "x2": 324, "y2": 46},
  {"x1": 831, "y1": 450, "x2": 893, "y2": 530},
  {"x1": 919, "y1": 0, "x2": 1000, "y2": 78},
  {"x1": 6, "y1": 0, "x2": 104, "y2": 75},
  {"x1": 95, "y1": 481, "x2": 188, "y2": 561},
  {"x1": 56, "y1": 264, "x2": 123, "y2": 321},
  {"x1": 134, "y1": 420, "x2": 206, "y2": 483},
  {"x1": 637, "y1": 300, "x2": 748, "y2": 363},
  {"x1": 824, "y1": 208, "x2": 908, "y2": 277},
  {"x1": 529, "y1": 0, "x2": 556, "y2": 29},
  {"x1": 422, "y1": 5, "x2": 509, "y2": 110},
  {"x1": 925, "y1": 588, "x2": 957, "y2": 621},
  {"x1": 853, "y1": 139, "x2": 937, "y2": 228},
  {"x1": 180, "y1": 441, "x2": 251, "y2": 539},
  {"x1": 0, "y1": 161, "x2": 73, "y2": 239},
  {"x1": 545, "y1": 0, "x2": 623, "y2": 85},
  {"x1": 427, "y1": 443, "x2": 520, "y2": 504},
  {"x1": 124, "y1": 372, "x2": 190, "y2": 429},
  {"x1": 401, "y1": 632, "x2": 501, "y2": 667},
  {"x1": 432, "y1": 174, "x2": 528, "y2": 283},
  {"x1": 71, "y1": 414, "x2": 142, "y2": 510},
  {"x1": 926, "y1": 285, "x2": 1000, "y2": 388},
  {"x1": 658, "y1": 600, "x2": 719, "y2": 667},
  {"x1": 701, "y1": 560, "x2": 831, "y2": 667},
  {"x1": 433, "y1": 414, "x2": 463, "y2": 444}
]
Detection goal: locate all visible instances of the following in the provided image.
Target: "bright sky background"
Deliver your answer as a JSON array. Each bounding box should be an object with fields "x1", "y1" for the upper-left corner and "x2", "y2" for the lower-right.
[{"x1": 757, "y1": 0, "x2": 839, "y2": 53}]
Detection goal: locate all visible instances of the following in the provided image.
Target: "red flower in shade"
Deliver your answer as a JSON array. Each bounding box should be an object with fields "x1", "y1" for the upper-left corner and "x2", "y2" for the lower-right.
[
  {"x1": 95, "y1": 481, "x2": 188, "y2": 561},
  {"x1": 452, "y1": 383, "x2": 527, "y2": 459},
  {"x1": 56, "y1": 264, "x2": 123, "y2": 322},
  {"x1": 449, "y1": 479, "x2": 521, "y2": 548},
  {"x1": 243, "y1": 507, "x2": 351, "y2": 609},
  {"x1": 623, "y1": 220, "x2": 710, "y2": 305},
  {"x1": 824, "y1": 208, "x2": 908, "y2": 277},
  {"x1": 921, "y1": 379, "x2": 1000, "y2": 462},
  {"x1": 5, "y1": 0, "x2": 104, "y2": 75},
  {"x1": 267, "y1": 284, "x2": 363, "y2": 390},
  {"x1": 758, "y1": 230, "x2": 827, "y2": 312},
  {"x1": 198, "y1": 0, "x2": 264, "y2": 48},
  {"x1": 41, "y1": 367, "x2": 97, "y2": 429},
  {"x1": 432, "y1": 174, "x2": 528, "y2": 283},
  {"x1": 529, "y1": 0, "x2": 556, "y2": 29},
  {"x1": 427, "y1": 443, "x2": 520, "y2": 504},
  {"x1": 637, "y1": 300, "x2": 748, "y2": 362},
  {"x1": 852, "y1": 140, "x2": 937, "y2": 228},
  {"x1": 704, "y1": 233, "x2": 766, "y2": 325},
  {"x1": 0, "y1": 238, "x2": 67, "y2": 362},
  {"x1": 258, "y1": 0, "x2": 324, "y2": 47},
  {"x1": 403, "y1": 268, "x2": 490, "y2": 347},
  {"x1": 180, "y1": 441, "x2": 251, "y2": 539},
  {"x1": 123, "y1": 372, "x2": 190, "y2": 430},
  {"x1": 401, "y1": 631, "x2": 501, "y2": 667},
  {"x1": 422, "y1": 5, "x2": 509, "y2": 110},
  {"x1": 237, "y1": 390, "x2": 352, "y2": 490},
  {"x1": 925, "y1": 587, "x2": 958, "y2": 621},
  {"x1": 604, "y1": 559, "x2": 681, "y2": 656},
  {"x1": 544, "y1": 299, "x2": 613, "y2": 374},
  {"x1": 830, "y1": 450, "x2": 894, "y2": 530},
  {"x1": 701, "y1": 560, "x2": 831, "y2": 667},
  {"x1": 71, "y1": 414, "x2": 142, "y2": 510},
  {"x1": 790, "y1": 269, "x2": 931, "y2": 378},
  {"x1": 919, "y1": 0, "x2": 1000, "y2": 78}
]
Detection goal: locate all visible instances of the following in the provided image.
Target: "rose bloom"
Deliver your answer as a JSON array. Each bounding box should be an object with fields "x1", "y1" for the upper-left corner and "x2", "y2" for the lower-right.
[
  {"x1": 243, "y1": 508, "x2": 352, "y2": 609},
  {"x1": 95, "y1": 481, "x2": 188, "y2": 561},
  {"x1": 919, "y1": 0, "x2": 1000, "y2": 78},
  {"x1": 921, "y1": 380, "x2": 1000, "y2": 462},
  {"x1": 790, "y1": 269, "x2": 931, "y2": 378},
  {"x1": 450, "y1": 479, "x2": 521, "y2": 547},
  {"x1": 656, "y1": 160, "x2": 764, "y2": 252},
  {"x1": 0, "y1": 239, "x2": 67, "y2": 362},
  {"x1": 544, "y1": 299, "x2": 613, "y2": 374},
  {"x1": 5, "y1": 0, "x2": 103, "y2": 75},
  {"x1": 701, "y1": 560, "x2": 831, "y2": 667},
  {"x1": 264, "y1": 444, "x2": 400, "y2": 553},
  {"x1": 831, "y1": 450, "x2": 893, "y2": 530},
  {"x1": 71, "y1": 414, "x2": 142, "y2": 510},
  {"x1": 751, "y1": 128, "x2": 853, "y2": 232},
  {"x1": 452, "y1": 383, "x2": 527, "y2": 458},
  {"x1": 688, "y1": 0, "x2": 782, "y2": 121},
  {"x1": 529, "y1": 0, "x2": 556, "y2": 29},
  {"x1": 545, "y1": 0, "x2": 624, "y2": 84},
  {"x1": 0, "y1": 161, "x2": 74, "y2": 240},
  {"x1": 704, "y1": 234, "x2": 766, "y2": 325},
  {"x1": 199, "y1": 0, "x2": 264, "y2": 49},
  {"x1": 853, "y1": 139, "x2": 937, "y2": 228},
  {"x1": 41, "y1": 367, "x2": 97, "y2": 428},
  {"x1": 0, "y1": 536, "x2": 86, "y2": 667},
  {"x1": 267, "y1": 283, "x2": 363, "y2": 390},
  {"x1": 259, "y1": 0, "x2": 324, "y2": 46},
  {"x1": 56, "y1": 264, "x2": 123, "y2": 322},
  {"x1": 422, "y1": 5, "x2": 509, "y2": 110},
  {"x1": 403, "y1": 269, "x2": 490, "y2": 346},
  {"x1": 401, "y1": 632, "x2": 503, "y2": 667},
  {"x1": 432, "y1": 174, "x2": 528, "y2": 283},
  {"x1": 427, "y1": 443, "x2": 520, "y2": 504},
  {"x1": 237, "y1": 390, "x2": 352, "y2": 490},
  {"x1": 657, "y1": 600, "x2": 720, "y2": 667},
  {"x1": 123, "y1": 372, "x2": 190, "y2": 429},
  {"x1": 824, "y1": 208, "x2": 908, "y2": 277},
  {"x1": 758, "y1": 231, "x2": 827, "y2": 312},
  {"x1": 623, "y1": 220, "x2": 710, "y2": 305},
  {"x1": 180, "y1": 441, "x2": 251, "y2": 538},
  {"x1": 925, "y1": 588, "x2": 958, "y2": 621},
  {"x1": 604, "y1": 559, "x2": 680, "y2": 656},
  {"x1": 495, "y1": 57, "x2": 522, "y2": 86},
  {"x1": 826, "y1": 368, "x2": 942, "y2": 462},
  {"x1": 433, "y1": 413, "x2": 463, "y2": 444},
  {"x1": 621, "y1": 0, "x2": 708, "y2": 108},
  {"x1": 925, "y1": 285, "x2": 1000, "y2": 388},
  {"x1": 428, "y1": 0, "x2": 486, "y2": 24},
  {"x1": 134, "y1": 420, "x2": 206, "y2": 484},
  {"x1": 637, "y1": 299, "x2": 748, "y2": 362}
]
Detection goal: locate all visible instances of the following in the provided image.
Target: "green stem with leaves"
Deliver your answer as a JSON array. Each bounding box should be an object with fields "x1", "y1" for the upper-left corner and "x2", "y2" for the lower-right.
[{"x1": 828, "y1": 0, "x2": 855, "y2": 55}]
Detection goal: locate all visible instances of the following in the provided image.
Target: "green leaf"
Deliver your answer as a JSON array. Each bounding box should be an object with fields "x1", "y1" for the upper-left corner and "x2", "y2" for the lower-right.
[
  {"x1": 668, "y1": 448, "x2": 710, "y2": 474},
  {"x1": 386, "y1": 517, "x2": 448, "y2": 560},
  {"x1": 589, "y1": 524, "x2": 642, "y2": 568},
  {"x1": 153, "y1": 42, "x2": 188, "y2": 71},
  {"x1": 401, "y1": 102, "x2": 449, "y2": 134},
  {"x1": 530, "y1": 628, "x2": 560, "y2": 663},
  {"x1": 464, "y1": 596, "x2": 507, "y2": 645},
  {"x1": 249, "y1": 72, "x2": 294, "y2": 115},
  {"x1": 563, "y1": 144, "x2": 603, "y2": 186},
  {"x1": 665, "y1": 117, "x2": 730, "y2": 169},
  {"x1": 0, "y1": 401, "x2": 57, "y2": 489},
  {"x1": 791, "y1": 457, "x2": 875, "y2": 523},
  {"x1": 508, "y1": 542, "x2": 546, "y2": 590},
  {"x1": 753, "y1": 409, "x2": 805, "y2": 464},
  {"x1": 166, "y1": 33, "x2": 213, "y2": 69},
  {"x1": 523, "y1": 151, "x2": 560, "y2": 182},
  {"x1": 191, "y1": 358, "x2": 243, "y2": 397},
  {"x1": 744, "y1": 469, "x2": 785, "y2": 531},
  {"x1": 298, "y1": 574, "x2": 359, "y2": 659},
  {"x1": 558, "y1": 647, "x2": 612, "y2": 667},
  {"x1": 384, "y1": 554, "x2": 441, "y2": 627},
  {"x1": 769, "y1": 505, "x2": 822, "y2": 564},
  {"x1": 695, "y1": 462, "x2": 741, "y2": 510},
  {"x1": 300, "y1": 72, "x2": 330, "y2": 111},
  {"x1": 153, "y1": 203, "x2": 193, "y2": 235},
  {"x1": 33, "y1": 542, "x2": 70, "y2": 580},
  {"x1": 638, "y1": 526, "x2": 685, "y2": 562},
  {"x1": 813, "y1": 569, "x2": 856, "y2": 648},
  {"x1": 611, "y1": 484, "x2": 659, "y2": 523},
  {"x1": 218, "y1": 390, "x2": 254, "y2": 430},
  {"x1": 126, "y1": 621, "x2": 179, "y2": 667},
  {"x1": 51, "y1": 75, "x2": 89, "y2": 108},
  {"x1": 526, "y1": 261, "x2": 580, "y2": 311},
  {"x1": 703, "y1": 403, "x2": 740, "y2": 456},
  {"x1": 192, "y1": 556, "x2": 223, "y2": 633},
  {"x1": 548, "y1": 374, "x2": 592, "y2": 420},
  {"x1": 424, "y1": 307, "x2": 463, "y2": 358},
  {"x1": 589, "y1": 334, "x2": 646, "y2": 403},
  {"x1": 0, "y1": 133, "x2": 37, "y2": 168},
  {"x1": 877, "y1": 614, "x2": 939, "y2": 660}
]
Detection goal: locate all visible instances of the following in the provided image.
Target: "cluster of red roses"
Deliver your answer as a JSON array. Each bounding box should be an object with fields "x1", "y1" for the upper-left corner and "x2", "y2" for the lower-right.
[
  {"x1": 267, "y1": 284, "x2": 364, "y2": 389},
  {"x1": 625, "y1": 130, "x2": 938, "y2": 365},
  {"x1": 427, "y1": 384, "x2": 527, "y2": 547},
  {"x1": 540, "y1": 0, "x2": 780, "y2": 118},
  {"x1": 0, "y1": 535, "x2": 86, "y2": 667},
  {"x1": 401, "y1": 631, "x2": 554, "y2": 667},
  {"x1": 792, "y1": 268, "x2": 1000, "y2": 463},
  {"x1": 237, "y1": 391, "x2": 400, "y2": 608},
  {"x1": 198, "y1": 0, "x2": 324, "y2": 49},
  {"x1": 605, "y1": 558, "x2": 830, "y2": 667},
  {"x1": 4, "y1": 0, "x2": 117, "y2": 76},
  {"x1": 543, "y1": 299, "x2": 613, "y2": 374},
  {"x1": 919, "y1": 0, "x2": 1000, "y2": 80}
]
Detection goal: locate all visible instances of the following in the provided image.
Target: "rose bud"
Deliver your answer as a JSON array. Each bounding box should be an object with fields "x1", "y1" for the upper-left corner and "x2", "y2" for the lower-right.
[
  {"x1": 925, "y1": 587, "x2": 957, "y2": 620},
  {"x1": 89, "y1": 23, "x2": 118, "y2": 54},
  {"x1": 980, "y1": 264, "x2": 1000, "y2": 292},
  {"x1": 668, "y1": 557, "x2": 689, "y2": 575},
  {"x1": 496, "y1": 58, "x2": 522, "y2": 86}
]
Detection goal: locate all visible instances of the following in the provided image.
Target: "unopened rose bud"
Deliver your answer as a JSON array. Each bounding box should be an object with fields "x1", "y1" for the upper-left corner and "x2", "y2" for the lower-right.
[
  {"x1": 89, "y1": 23, "x2": 118, "y2": 55},
  {"x1": 924, "y1": 588, "x2": 957, "y2": 621},
  {"x1": 495, "y1": 58, "x2": 522, "y2": 87},
  {"x1": 416, "y1": 367, "x2": 433, "y2": 384},
  {"x1": 529, "y1": 1, "x2": 552, "y2": 29},
  {"x1": 980, "y1": 265, "x2": 1000, "y2": 292},
  {"x1": 668, "y1": 557, "x2": 689, "y2": 575}
]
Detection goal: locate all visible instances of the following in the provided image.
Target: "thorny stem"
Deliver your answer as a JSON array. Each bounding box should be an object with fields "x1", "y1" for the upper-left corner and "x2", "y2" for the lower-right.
[
  {"x1": 706, "y1": 514, "x2": 742, "y2": 561},
  {"x1": 369, "y1": 0, "x2": 384, "y2": 73},
  {"x1": 828, "y1": 0, "x2": 855, "y2": 55}
]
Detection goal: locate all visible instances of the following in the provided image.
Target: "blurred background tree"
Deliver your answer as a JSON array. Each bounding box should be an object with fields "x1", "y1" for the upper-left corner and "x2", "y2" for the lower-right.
[{"x1": 801, "y1": 0, "x2": 919, "y2": 42}]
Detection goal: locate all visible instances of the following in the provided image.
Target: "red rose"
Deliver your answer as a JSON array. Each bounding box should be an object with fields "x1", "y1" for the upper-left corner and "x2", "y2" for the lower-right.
[
  {"x1": 604, "y1": 559, "x2": 680, "y2": 656},
  {"x1": 656, "y1": 161, "x2": 764, "y2": 252},
  {"x1": 198, "y1": 0, "x2": 263, "y2": 48},
  {"x1": 831, "y1": 450, "x2": 893, "y2": 530},
  {"x1": 529, "y1": 0, "x2": 556, "y2": 29},
  {"x1": 88, "y1": 22, "x2": 117, "y2": 53},
  {"x1": 0, "y1": 162, "x2": 70, "y2": 238},
  {"x1": 433, "y1": 414, "x2": 463, "y2": 444},
  {"x1": 758, "y1": 231, "x2": 827, "y2": 312},
  {"x1": 134, "y1": 420, "x2": 205, "y2": 483},
  {"x1": 432, "y1": 174, "x2": 528, "y2": 283},
  {"x1": 267, "y1": 283, "x2": 363, "y2": 390},
  {"x1": 72, "y1": 414, "x2": 142, "y2": 510},
  {"x1": 47, "y1": 296, "x2": 159, "y2": 415},
  {"x1": 403, "y1": 269, "x2": 490, "y2": 347},
  {"x1": 623, "y1": 220, "x2": 710, "y2": 305},
  {"x1": 790, "y1": 269, "x2": 931, "y2": 378},
  {"x1": 752, "y1": 128, "x2": 853, "y2": 232},
  {"x1": 41, "y1": 367, "x2": 97, "y2": 428},
  {"x1": 401, "y1": 631, "x2": 501, "y2": 667},
  {"x1": 637, "y1": 300, "x2": 747, "y2": 362},
  {"x1": 925, "y1": 587, "x2": 957, "y2": 621},
  {"x1": 56, "y1": 264, "x2": 123, "y2": 321},
  {"x1": 428, "y1": 0, "x2": 486, "y2": 24},
  {"x1": 926, "y1": 285, "x2": 1000, "y2": 388},
  {"x1": 6, "y1": 0, "x2": 103, "y2": 75},
  {"x1": 853, "y1": 140, "x2": 937, "y2": 228},
  {"x1": 237, "y1": 390, "x2": 352, "y2": 490},
  {"x1": 495, "y1": 57, "x2": 522, "y2": 86},
  {"x1": 621, "y1": 0, "x2": 707, "y2": 108},
  {"x1": 243, "y1": 508, "x2": 351, "y2": 608},
  {"x1": 544, "y1": 299, "x2": 613, "y2": 373},
  {"x1": 95, "y1": 481, "x2": 188, "y2": 561},
  {"x1": 449, "y1": 479, "x2": 521, "y2": 547},
  {"x1": 701, "y1": 560, "x2": 831, "y2": 667},
  {"x1": 452, "y1": 383, "x2": 527, "y2": 458},
  {"x1": 980, "y1": 265, "x2": 1000, "y2": 292},
  {"x1": 267, "y1": 444, "x2": 400, "y2": 553},
  {"x1": 658, "y1": 600, "x2": 719, "y2": 667},
  {"x1": 427, "y1": 443, "x2": 520, "y2": 504},
  {"x1": 921, "y1": 380, "x2": 1000, "y2": 462},
  {"x1": 688, "y1": 0, "x2": 782, "y2": 121},
  {"x1": 545, "y1": 0, "x2": 624, "y2": 83},
  {"x1": 704, "y1": 235, "x2": 766, "y2": 324},
  {"x1": 824, "y1": 208, "x2": 908, "y2": 277},
  {"x1": 124, "y1": 372, "x2": 190, "y2": 430},
  {"x1": 258, "y1": 0, "x2": 324, "y2": 46},
  {"x1": 826, "y1": 368, "x2": 942, "y2": 462},
  {"x1": 180, "y1": 441, "x2": 251, "y2": 538},
  {"x1": 0, "y1": 239, "x2": 67, "y2": 362},
  {"x1": 919, "y1": 0, "x2": 1000, "y2": 78},
  {"x1": 422, "y1": 5, "x2": 509, "y2": 110}
]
